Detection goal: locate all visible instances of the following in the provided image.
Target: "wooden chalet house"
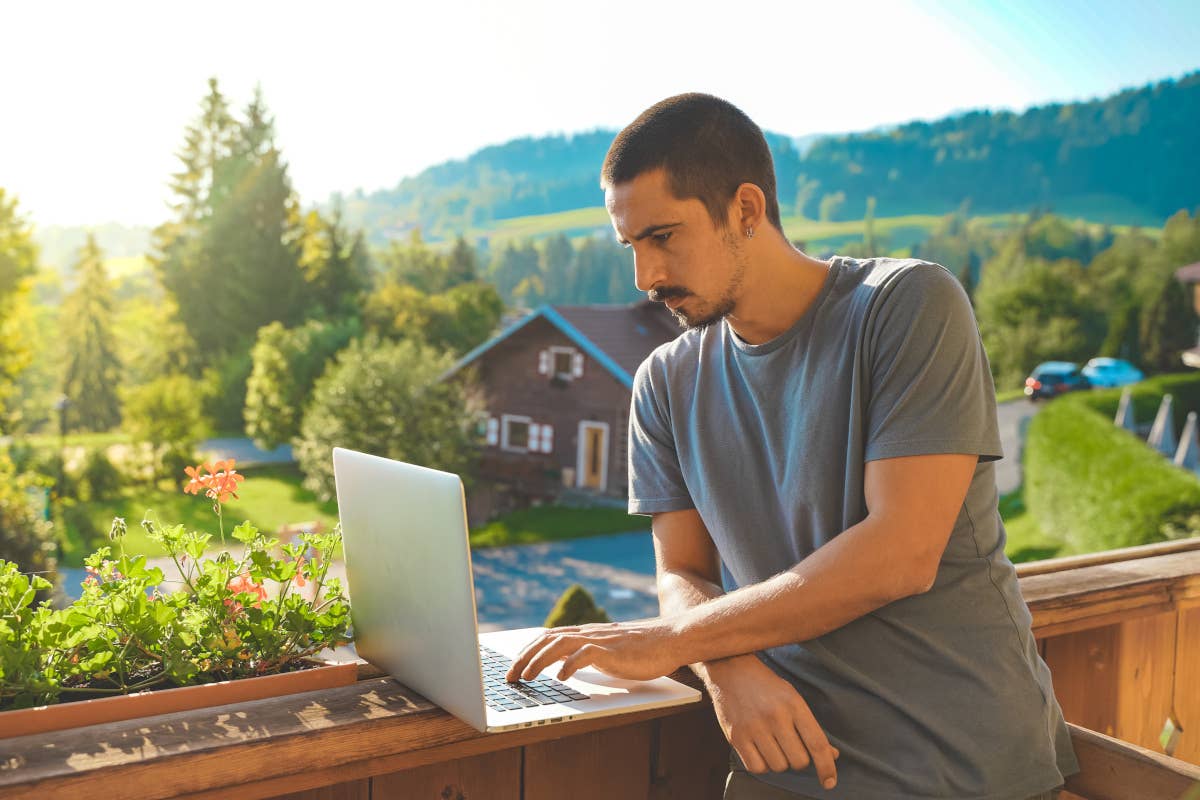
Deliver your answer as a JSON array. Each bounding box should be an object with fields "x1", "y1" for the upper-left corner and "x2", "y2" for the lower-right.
[{"x1": 443, "y1": 300, "x2": 681, "y2": 524}]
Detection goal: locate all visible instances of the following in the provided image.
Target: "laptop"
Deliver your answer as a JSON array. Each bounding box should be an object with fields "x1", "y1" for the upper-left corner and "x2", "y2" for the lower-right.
[{"x1": 331, "y1": 447, "x2": 701, "y2": 733}]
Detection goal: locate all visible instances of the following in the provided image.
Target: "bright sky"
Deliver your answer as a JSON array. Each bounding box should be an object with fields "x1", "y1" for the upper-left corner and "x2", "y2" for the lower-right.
[{"x1": 3, "y1": 0, "x2": 1198, "y2": 227}]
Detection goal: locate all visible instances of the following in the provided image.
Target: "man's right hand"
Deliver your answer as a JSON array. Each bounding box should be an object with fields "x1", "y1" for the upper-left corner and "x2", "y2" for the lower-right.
[{"x1": 701, "y1": 654, "x2": 840, "y2": 790}]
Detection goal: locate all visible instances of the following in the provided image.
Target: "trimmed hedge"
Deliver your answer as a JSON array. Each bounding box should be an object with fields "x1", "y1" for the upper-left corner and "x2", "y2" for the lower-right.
[
  {"x1": 1074, "y1": 371, "x2": 1200, "y2": 430},
  {"x1": 1024, "y1": 372, "x2": 1200, "y2": 554}
]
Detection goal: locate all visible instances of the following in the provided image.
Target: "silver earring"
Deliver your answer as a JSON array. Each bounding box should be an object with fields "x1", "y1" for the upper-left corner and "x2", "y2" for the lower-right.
[{"x1": 746, "y1": 227, "x2": 754, "y2": 239}]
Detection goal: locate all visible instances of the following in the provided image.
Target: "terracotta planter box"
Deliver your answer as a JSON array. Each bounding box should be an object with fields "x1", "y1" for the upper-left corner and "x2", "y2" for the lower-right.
[{"x1": 0, "y1": 660, "x2": 359, "y2": 739}]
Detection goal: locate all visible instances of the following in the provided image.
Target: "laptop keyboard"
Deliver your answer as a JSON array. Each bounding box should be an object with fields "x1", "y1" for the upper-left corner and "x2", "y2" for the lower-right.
[{"x1": 479, "y1": 644, "x2": 590, "y2": 711}]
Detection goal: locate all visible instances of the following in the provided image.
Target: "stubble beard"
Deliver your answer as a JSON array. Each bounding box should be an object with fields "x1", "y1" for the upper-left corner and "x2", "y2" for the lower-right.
[{"x1": 669, "y1": 231, "x2": 748, "y2": 331}]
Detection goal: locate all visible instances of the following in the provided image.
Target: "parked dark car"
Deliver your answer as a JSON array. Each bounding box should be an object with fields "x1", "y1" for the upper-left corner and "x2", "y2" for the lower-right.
[{"x1": 1024, "y1": 361, "x2": 1091, "y2": 400}]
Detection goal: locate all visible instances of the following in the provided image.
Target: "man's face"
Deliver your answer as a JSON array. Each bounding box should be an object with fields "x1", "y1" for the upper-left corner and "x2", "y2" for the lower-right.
[{"x1": 605, "y1": 168, "x2": 747, "y2": 331}]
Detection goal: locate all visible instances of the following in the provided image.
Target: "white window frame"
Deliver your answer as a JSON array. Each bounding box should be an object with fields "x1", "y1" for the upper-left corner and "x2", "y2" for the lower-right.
[
  {"x1": 550, "y1": 345, "x2": 579, "y2": 379},
  {"x1": 500, "y1": 414, "x2": 533, "y2": 453},
  {"x1": 575, "y1": 420, "x2": 610, "y2": 492}
]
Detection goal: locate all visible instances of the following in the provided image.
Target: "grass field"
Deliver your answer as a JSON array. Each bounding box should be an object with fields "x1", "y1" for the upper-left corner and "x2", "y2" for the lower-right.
[
  {"x1": 468, "y1": 207, "x2": 964, "y2": 248},
  {"x1": 470, "y1": 505, "x2": 647, "y2": 548},
  {"x1": 999, "y1": 486, "x2": 1061, "y2": 563},
  {"x1": 55, "y1": 464, "x2": 648, "y2": 565},
  {"x1": 17, "y1": 430, "x2": 132, "y2": 449},
  {"x1": 460, "y1": 205, "x2": 1152, "y2": 253},
  {"x1": 995, "y1": 388, "x2": 1027, "y2": 404},
  {"x1": 58, "y1": 464, "x2": 340, "y2": 565}
]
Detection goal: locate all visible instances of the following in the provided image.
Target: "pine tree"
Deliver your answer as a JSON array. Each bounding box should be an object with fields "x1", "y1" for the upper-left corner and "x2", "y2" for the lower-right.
[
  {"x1": 445, "y1": 235, "x2": 479, "y2": 287},
  {"x1": 539, "y1": 233, "x2": 573, "y2": 303},
  {"x1": 299, "y1": 207, "x2": 370, "y2": 319},
  {"x1": 60, "y1": 234, "x2": 122, "y2": 432},
  {"x1": 152, "y1": 79, "x2": 311, "y2": 366},
  {"x1": 863, "y1": 196, "x2": 878, "y2": 255}
]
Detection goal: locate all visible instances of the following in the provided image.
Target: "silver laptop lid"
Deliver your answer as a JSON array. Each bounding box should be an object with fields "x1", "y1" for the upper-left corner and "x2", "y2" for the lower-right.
[{"x1": 332, "y1": 447, "x2": 487, "y2": 731}]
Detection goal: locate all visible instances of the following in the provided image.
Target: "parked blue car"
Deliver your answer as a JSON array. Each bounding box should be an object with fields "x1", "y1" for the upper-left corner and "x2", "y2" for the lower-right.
[
  {"x1": 1081, "y1": 357, "x2": 1144, "y2": 388},
  {"x1": 1024, "y1": 361, "x2": 1091, "y2": 400}
]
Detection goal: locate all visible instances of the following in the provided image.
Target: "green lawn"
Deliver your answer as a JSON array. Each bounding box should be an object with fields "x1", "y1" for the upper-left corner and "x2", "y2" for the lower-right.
[
  {"x1": 999, "y1": 486, "x2": 1062, "y2": 563},
  {"x1": 995, "y1": 388, "x2": 1027, "y2": 404},
  {"x1": 58, "y1": 465, "x2": 340, "y2": 566},
  {"x1": 469, "y1": 505, "x2": 647, "y2": 548},
  {"x1": 59, "y1": 464, "x2": 1065, "y2": 568},
  {"x1": 58, "y1": 465, "x2": 649, "y2": 565},
  {"x1": 19, "y1": 430, "x2": 131, "y2": 449}
]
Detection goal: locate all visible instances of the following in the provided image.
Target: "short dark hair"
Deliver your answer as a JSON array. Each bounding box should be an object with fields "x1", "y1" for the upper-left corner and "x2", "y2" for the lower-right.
[{"x1": 601, "y1": 93, "x2": 781, "y2": 231}]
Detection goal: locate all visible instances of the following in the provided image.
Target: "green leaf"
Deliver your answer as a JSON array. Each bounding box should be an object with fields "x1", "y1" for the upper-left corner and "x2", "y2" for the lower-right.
[
  {"x1": 249, "y1": 550, "x2": 280, "y2": 581},
  {"x1": 231, "y1": 521, "x2": 259, "y2": 544},
  {"x1": 183, "y1": 531, "x2": 210, "y2": 561}
]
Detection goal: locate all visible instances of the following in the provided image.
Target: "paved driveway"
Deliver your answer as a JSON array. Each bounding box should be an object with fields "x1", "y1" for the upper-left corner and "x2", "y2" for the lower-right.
[{"x1": 995, "y1": 398, "x2": 1039, "y2": 495}]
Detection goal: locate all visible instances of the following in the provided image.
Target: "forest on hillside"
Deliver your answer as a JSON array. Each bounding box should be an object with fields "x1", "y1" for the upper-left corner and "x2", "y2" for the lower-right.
[{"x1": 336, "y1": 72, "x2": 1199, "y2": 241}]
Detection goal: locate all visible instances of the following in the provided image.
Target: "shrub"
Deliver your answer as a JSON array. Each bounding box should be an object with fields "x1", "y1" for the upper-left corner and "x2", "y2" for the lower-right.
[
  {"x1": 201, "y1": 350, "x2": 253, "y2": 434},
  {"x1": 122, "y1": 374, "x2": 206, "y2": 482},
  {"x1": 244, "y1": 318, "x2": 360, "y2": 450},
  {"x1": 294, "y1": 336, "x2": 480, "y2": 501},
  {"x1": 544, "y1": 584, "x2": 610, "y2": 628},
  {"x1": 0, "y1": 452, "x2": 56, "y2": 578},
  {"x1": 79, "y1": 447, "x2": 122, "y2": 501},
  {"x1": 1024, "y1": 391, "x2": 1200, "y2": 554}
]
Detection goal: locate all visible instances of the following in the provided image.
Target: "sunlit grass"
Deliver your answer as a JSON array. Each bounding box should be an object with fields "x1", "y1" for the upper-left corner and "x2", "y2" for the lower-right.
[
  {"x1": 59, "y1": 465, "x2": 339, "y2": 565},
  {"x1": 999, "y1": 486, "x2": 1063, "y2": 563},
  {"x1": 470, "y1": 505, "x2": 647, "y2": 548},
  {"x1": 456, "y1": 206, "x2": 1154, "y2": 251},
  {"x1": 17, "y1": 431, "x2": 130, "y2": 448},
  {"x1": 996, "y1": 388, "x2": 1027, "y2": 404}
]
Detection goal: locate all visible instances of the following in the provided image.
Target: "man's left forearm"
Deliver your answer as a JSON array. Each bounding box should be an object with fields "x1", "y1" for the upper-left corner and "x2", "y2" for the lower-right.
[{"x1": 669, "y1": 513, "x2": 935, "y2": 667}]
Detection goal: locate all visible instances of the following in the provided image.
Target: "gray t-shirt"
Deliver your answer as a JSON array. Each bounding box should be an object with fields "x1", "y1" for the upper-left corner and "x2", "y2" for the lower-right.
[{"x1": 628, "y1": 256, "x2": 1078, "y2": 799}]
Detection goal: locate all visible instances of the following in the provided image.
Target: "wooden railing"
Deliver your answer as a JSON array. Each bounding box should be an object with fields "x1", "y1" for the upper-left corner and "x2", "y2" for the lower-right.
[
  {"x1": 2, "y1": 543, "x2": 1199, "y2": 799},
  {"x1": 1020, "y1": 539, "x2": 1200, "y2": 766}
]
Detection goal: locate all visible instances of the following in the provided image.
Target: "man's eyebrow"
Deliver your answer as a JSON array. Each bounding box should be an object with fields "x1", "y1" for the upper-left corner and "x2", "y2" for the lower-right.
[{"x1": 616, "y1": 222, "x2": 682, "y2": 246}]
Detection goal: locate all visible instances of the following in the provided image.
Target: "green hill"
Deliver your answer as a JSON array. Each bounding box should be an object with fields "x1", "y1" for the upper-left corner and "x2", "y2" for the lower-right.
[{"x1": 338, "y1": 71, "x2": 1200, "y2": 246}]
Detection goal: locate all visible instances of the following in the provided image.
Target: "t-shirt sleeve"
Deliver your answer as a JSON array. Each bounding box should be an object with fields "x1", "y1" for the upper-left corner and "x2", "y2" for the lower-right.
[
  {"x1": 627, "y1": 358, "x2": 695, "y2": 515},
  {"x1": 864, "y1": 263, "x2": 1004, "y2": 463}
]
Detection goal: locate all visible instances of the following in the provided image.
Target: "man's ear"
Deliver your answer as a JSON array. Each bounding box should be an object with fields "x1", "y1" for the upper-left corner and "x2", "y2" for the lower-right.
[{"x1": 732, "y1": 182, "x2": 767, "y2": 233}]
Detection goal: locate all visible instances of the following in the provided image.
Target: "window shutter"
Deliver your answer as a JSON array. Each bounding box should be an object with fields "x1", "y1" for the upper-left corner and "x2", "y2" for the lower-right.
[
  {"x1": 528, "y1": 424, "x2": 541, "y2": 451},
  {"x1": 541, "y1": 424, "x2": 554, "y2": 453},
  {"x1": 486, "y1": 417, "x2": 499, "y2": 446},
  {"x1": 538, "y1": 350, "x2": 551, "y2": 375},
  {"x1": 571, "y1": 353, "x2": 584, "y2": 378}
]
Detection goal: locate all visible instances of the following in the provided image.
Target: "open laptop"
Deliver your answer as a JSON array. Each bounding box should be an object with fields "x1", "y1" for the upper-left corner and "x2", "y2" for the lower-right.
[{"x1": 331, "y1": 447, "x2": 700, "y2": 733}]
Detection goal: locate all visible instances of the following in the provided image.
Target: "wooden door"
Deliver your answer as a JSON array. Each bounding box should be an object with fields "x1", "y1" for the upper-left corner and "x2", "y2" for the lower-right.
[{"x1": 577, "y1": 421, "x2": 609, "y2": 491}]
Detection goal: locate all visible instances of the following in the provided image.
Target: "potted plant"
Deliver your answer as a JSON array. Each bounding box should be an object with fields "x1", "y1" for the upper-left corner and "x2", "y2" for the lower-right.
[{"x1": 0, "y1": 459, "x2": 355, "y2": 738}]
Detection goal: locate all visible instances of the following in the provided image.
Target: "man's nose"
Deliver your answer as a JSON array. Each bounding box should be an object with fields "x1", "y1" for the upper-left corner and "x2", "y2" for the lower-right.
[{"x1": 633, "y1": 248, "x2": 667, "y2": 294}]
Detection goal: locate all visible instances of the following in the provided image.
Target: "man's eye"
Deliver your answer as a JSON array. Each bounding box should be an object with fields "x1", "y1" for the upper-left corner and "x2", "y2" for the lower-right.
[{"x1": 652, "y1": 232, "x2": 672, "y2": 244}]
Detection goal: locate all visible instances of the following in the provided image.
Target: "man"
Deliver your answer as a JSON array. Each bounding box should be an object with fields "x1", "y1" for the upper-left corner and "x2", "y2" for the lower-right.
[{"x1": 506, "y1": 93, "x2": 1078, "y2": 799}]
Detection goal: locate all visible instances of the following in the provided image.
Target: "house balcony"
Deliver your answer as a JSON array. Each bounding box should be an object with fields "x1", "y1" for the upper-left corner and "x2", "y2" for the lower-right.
[{"x1": 3, "y1": 540, "x2": 1199, "y2": 799}]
